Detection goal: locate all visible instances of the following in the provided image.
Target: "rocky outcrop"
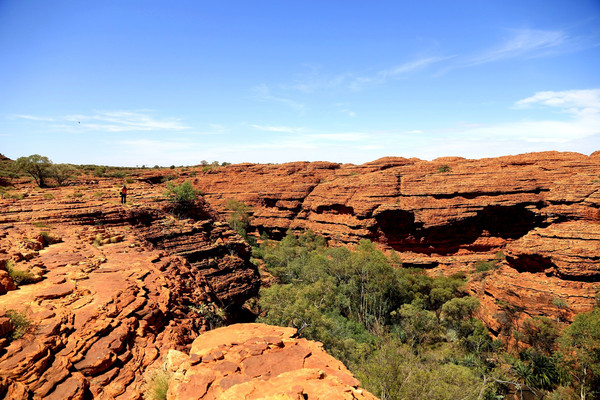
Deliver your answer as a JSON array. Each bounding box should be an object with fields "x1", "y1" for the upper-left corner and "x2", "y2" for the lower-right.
[
  {"x1": 187, "y1": 151, "x2": 600, "y2": 322},
  {"x1": 164, "y1": 323, "x2": 378, "y2": 400},
  {"x1": 0, "y1": 176, "x2": 260, "y2": 399}
]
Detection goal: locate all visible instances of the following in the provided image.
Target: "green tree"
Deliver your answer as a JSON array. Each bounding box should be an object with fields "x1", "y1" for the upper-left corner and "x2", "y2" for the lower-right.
[
  {"x1": 51, "y1": 163, "x2": 76, "y2": 186},
  {"x1": 358, "y1": 339, "x2": 486, "y2": 400},
  {"x1": 559, "y1": 308, "x2": 600, "y2": 400},
  {"x1": 15, "y1": 154, "x2": 53, "y2": 187},
  {"x1": 522, "y1": 316, "x2": 560, "y2": 355},
  {"x1": 225, "y1": 199, "x2": 252, "y2": 237},
  {"x1": 392, "y1": 303, "x2": 442, "y2": 348}
]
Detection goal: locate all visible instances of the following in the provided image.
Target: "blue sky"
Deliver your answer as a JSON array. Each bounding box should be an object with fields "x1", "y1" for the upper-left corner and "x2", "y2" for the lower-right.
[{"x1": 1, "y1": 1, "x2": 599, "y2": 166}]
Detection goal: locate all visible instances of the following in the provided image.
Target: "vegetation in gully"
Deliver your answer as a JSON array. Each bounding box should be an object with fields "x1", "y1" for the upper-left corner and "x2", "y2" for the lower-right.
[{"x1": 251, "y1": 231, "x2": 600, "y2": 400}]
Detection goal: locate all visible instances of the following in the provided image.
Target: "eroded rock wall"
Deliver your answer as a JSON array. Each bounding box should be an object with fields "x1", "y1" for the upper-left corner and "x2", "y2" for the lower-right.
[
  {"x1": 0, "y1": 177, "x2": 260, "y2": 399},
  {"x1": 188, "y1": 151, "x2": 600, "y2": 324}
]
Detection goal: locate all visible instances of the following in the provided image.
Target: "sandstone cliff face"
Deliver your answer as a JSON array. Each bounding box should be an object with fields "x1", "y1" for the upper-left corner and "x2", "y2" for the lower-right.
[
  {"x1": 0, "y1": 177, "x2": 260, "y2": 399},
  {"x1": 164, "y1": 323, "x2": 377, "y2": 400},
  {"x1": 188, "y1": 152, "x2": 600, "y2": 324}
]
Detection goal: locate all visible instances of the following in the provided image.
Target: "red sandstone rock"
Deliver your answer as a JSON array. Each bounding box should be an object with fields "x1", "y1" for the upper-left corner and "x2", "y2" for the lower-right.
[
  {"x1": 167, "y1": 323, "x2": 378, "y2": 400},
  {"x1": 505, "y1": 221, "x2": 600, "y2": 280},
  {"x1": 0, "y1": 174, "x2": 260, "y2": 399}
]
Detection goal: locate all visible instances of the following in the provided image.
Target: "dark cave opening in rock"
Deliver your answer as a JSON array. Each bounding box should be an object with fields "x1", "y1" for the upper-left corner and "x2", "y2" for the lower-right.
[{"x1": 375, "y1": 204, "x2": 546, "y2": 255}]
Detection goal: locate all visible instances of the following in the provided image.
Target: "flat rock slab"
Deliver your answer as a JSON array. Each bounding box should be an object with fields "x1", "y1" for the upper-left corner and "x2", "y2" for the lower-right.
[
  {"x1": 35, "y1": 282, "x2": 76, "y2": 299},
  {"x1": 170, "y1": 323, "x2": 377, "y2": 400}
]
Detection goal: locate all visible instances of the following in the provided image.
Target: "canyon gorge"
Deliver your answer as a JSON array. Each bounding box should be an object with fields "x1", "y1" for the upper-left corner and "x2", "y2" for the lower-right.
[{"x1": 0, "y1": 150, "x2": 598, "y2": 399}]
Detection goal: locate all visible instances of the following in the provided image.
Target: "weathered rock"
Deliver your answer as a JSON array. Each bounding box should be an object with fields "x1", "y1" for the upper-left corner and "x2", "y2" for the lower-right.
[
  {"x1": 0, "y1": 173, "x2": 260, "y2": 399},
  {"x1": 505, "y1": 221, "x2": 600, "y2": 280},
  {"x1": 167, "y1": 323, "x2": 378, "y2": 400}
]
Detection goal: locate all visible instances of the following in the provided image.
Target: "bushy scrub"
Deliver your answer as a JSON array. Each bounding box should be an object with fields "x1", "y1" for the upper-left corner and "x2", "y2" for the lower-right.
[
  {"x1": 226, "y1": 199, "x2": 252, "y2": 237},
  {"x1": 50, "y1": 163, "x2": 76, "y2": 185},
  {"x1": 255, "y1": 232, "x2": 499, "y2": 398},
  {"x1": 165, "y1": 180, "x2": 198, "y2": 216},
  {"x1": 254, "y1": 231, "x2": 600, "y2": 399}
]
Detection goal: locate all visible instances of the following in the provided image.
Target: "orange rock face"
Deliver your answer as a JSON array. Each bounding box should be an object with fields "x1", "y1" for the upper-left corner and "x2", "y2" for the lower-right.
[
  {"x1": 0, "y1": 175, "x2": 260, "y2": 399},
  {"x1": 189, "y1": 151, "x2": 600, "y2": 323},
  {"x1": 166, "y1": 323, "x2": 378, "y2": 400}
]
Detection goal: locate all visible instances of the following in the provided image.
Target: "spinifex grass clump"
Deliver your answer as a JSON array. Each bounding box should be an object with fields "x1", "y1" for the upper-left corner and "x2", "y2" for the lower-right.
[
  {"x1": 5, "y1": 309, "x2": 31, "y2": 340},
  {"x1": 143, "y1": 367, "x2": 172, "y2": 400},
  {"x1": 6, "y1": 261, "x2": 36, "y2": 285}
]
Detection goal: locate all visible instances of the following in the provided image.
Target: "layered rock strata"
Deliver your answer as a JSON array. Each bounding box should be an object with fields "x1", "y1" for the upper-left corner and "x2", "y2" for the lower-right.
[
  {"x1": 185, "y1": 151, "x2": 600, "y2": 322},
  {"x1": 0, "y1": 177, "x2": 260, "y2": 399}
]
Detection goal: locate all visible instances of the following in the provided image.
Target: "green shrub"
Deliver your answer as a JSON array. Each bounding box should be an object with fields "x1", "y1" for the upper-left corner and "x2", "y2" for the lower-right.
[
  {"x1": 474, "y1": 258, "x2": 501, "y2": 272},
  {"x1": 51, "y1": 163, "x2": 76, "y2": 185},
  {"x1": 437, "y1": 164, "x2": 452, "y2": 173},
  {"x1": 165, "y1": 181, "x2": 197, "y2": 205},
  {"x1": 93, "y1": 166, "x2": 106, "y2": 177},
  {"x1": 0, "y1": 190, "x2": 24, "y2": 200},
  {"x1": 5, "y1": 309, "x2": 31, "y2": 340},
  {"x1": 226, "y1": 199, "x2": 252, "y2": 237},
  {"x1": 106, "y1": 171, "x2": 126, "y2": 179},
  {"x1": 165, "y1": 181, "x2": 199, "y2": 217},
  {"x1": 190, "y1": 302, "x2": 227, "y2": 329}
]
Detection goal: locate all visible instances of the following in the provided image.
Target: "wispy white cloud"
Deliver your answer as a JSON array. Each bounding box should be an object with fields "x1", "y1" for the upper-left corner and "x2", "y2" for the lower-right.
[
  {"x1": 279, "y1": 56, "x2": 449, "y2": 93},
  {"x1": 440, "y1": 29, "x2": 570, "y2": 74},
  {"x1": 284, "y1": 68, "x2": 352, "y2": 94},
  {"x1": 334, "y1": 103, "x2": 356, "y2": 117},
  {"x1": 69, "y1": 111, "x2": 189, "y2": 132},
  {"x1": 118, "y1": 138, "x2": 192, "y2": 150},
  {"x1": 250, "y1": 124, "x2": 306, "y2": 133},
  {"x1": 309, "y1": 132, "x2": 368, "y2": 142},
  {"x1": 474, "y1": 29, "x2": 567, "y2": 63},
  {"x1": 15, "y1": 110, "x2": 190, "y2": 133},
  {"x1": 425, "y1": 89, "x2": 600, "y2": 152},
  {"x1": 515, "y1": 89, "x2": 600, "y2": 116},
  {"x1": 15, "y1": 114, "x2": 55, "y2": 122},
  {"x1": 253, "y1": 84, "x2": 305, "y2": 113},
  {"x1": 348, "y1": 56, "x2": 450, "y2": 90}
]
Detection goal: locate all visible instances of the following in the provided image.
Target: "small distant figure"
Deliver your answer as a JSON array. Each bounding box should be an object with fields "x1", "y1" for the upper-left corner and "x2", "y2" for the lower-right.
[{"x1": 120, "y1": 185, "x2": 127, "y2": 204}]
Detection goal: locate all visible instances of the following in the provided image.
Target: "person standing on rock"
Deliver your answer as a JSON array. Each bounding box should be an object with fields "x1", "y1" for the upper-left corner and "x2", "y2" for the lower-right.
[{"x1": 120, "y1": 184, "x2": 127, "y2": 204}]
